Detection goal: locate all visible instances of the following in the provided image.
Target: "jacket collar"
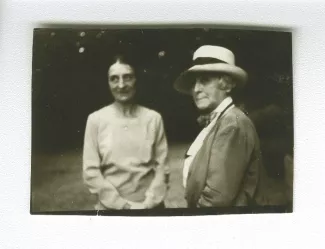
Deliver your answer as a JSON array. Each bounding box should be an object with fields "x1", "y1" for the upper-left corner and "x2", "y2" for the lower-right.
[{"x1": 213, "y1": 96, "x2": 233, "y2": 114}]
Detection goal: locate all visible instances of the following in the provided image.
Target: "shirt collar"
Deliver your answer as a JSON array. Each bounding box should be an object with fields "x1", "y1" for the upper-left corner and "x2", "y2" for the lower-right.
[{"x1": 213, "y1": 96, "x2": 233, "y2": 114}]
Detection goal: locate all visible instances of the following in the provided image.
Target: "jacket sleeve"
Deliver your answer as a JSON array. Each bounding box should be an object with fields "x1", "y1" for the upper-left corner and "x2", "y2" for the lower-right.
[
  {"x1": 83, "y1": 114, "x2": 129, "y2": 210},
  {"x1": 197, "y1": 124, "x2": 254, "y2": 207},
  {"x1": 143, "y1": 114, "x2": 169, "y2": 208}
]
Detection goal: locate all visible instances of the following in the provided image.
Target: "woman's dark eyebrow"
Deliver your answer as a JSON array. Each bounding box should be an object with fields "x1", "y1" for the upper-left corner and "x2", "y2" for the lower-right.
[{"x1": 110, "y1": 72, "x2": 134, "y2": 76}]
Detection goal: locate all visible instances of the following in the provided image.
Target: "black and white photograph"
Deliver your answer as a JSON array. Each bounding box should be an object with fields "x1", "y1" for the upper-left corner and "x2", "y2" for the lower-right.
[{"x1": 31, "y1": 27, "x2": 293, "y2": 215}]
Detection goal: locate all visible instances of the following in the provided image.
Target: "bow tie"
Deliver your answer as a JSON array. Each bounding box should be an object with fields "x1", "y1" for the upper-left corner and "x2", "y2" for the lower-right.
[{"x1": 197, "y1": 112, "x2": 218, "y2": 127}]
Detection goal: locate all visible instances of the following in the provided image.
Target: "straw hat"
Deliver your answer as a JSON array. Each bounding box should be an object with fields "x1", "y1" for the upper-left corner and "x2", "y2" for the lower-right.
[{"x1": 174, "y1": 45, "x2": 248, "y2": 94}]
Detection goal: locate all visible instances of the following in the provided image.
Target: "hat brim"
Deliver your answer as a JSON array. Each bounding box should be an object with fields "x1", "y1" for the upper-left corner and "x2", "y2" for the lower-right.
[{"x1": 174, "y1": 63, "x2": 248, "y2": 95}]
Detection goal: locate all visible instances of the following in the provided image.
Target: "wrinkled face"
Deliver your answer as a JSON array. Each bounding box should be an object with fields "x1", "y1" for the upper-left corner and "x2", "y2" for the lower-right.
[
  {"x1": 108, "y1": 62, "x2": 136, "y2": 103},
  {"x1": 191, "y1": 73, "x2": 227, "y2": 112}
]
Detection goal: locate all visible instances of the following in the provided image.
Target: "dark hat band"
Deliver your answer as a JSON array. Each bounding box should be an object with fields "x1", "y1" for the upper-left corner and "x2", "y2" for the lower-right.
[{"x1": 193, "y1": 57, "x2": 228, "y2": 66}]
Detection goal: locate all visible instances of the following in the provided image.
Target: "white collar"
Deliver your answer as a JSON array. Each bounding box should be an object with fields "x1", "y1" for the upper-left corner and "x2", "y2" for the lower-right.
[
  {"x1": 213, "y1": 96, "x2": 233, "y2": 114},
  {"x1": 202, "y1": 97, "x2": 234, "y2": 131}
]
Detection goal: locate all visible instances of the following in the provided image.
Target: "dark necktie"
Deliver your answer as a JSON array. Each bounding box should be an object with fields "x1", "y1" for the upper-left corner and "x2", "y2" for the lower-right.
[
  {"x1": 197, "y1": 112, "x2": 218, "y2": 127},
  {"x1": 197, "y1": 101, "x2": 234, "y2": 128}
]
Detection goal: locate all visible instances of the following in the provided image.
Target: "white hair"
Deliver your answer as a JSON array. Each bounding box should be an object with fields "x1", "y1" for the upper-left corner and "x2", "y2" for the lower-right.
[{"x1": 218, "y1": 74, "x2": 236, "y2": 92}]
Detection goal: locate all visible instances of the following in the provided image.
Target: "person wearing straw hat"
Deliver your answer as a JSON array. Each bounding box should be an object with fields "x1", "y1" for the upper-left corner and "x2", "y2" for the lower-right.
[{"x1": 174, "y1": 45, "x2": 266, "y2": 208}]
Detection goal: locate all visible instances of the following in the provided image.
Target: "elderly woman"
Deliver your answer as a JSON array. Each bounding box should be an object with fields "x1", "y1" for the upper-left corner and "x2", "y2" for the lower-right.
[{"x1": 83, "y1": 53, "x2": 169, "y2": 210}]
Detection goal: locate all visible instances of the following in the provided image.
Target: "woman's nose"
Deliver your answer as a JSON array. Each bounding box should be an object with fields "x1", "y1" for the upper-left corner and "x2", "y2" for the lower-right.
[
  {"x1": 117, "y1": 78, "x2": 125, "y2": 88},
  {"x1": 193, "y1": 82, "x2": 202, "y2": 93}
]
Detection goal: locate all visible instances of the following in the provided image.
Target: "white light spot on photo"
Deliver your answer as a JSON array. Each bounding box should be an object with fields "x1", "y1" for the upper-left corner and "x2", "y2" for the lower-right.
[
  {"x1": 158, "y1": 51, "x2": 166, "y2": 58},
  {"x1": 79, "y1": 31, "x2": 86, "y2": 37},
  {"x1": 79, "y1": 47, "x2": 85, "y2": 53},
  {"x1": 50, "y1": 32, "x2": 55, "y2": 37}
]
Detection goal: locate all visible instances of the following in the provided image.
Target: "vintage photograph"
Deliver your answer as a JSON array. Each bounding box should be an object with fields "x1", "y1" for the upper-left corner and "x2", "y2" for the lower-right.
[{"x1": 31, "y1": 27, "x2": 293, "y2": 215}]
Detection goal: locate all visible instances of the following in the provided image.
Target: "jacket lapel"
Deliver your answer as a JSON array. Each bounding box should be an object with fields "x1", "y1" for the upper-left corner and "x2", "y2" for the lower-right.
[{"x1": 185, "y1": 119, "x2": 221, "y2": 207}]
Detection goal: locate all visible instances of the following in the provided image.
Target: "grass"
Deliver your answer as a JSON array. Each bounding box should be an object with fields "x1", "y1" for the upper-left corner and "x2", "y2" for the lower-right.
[
  {"x1": 31, "y1": 143, "x2": 289, "y2": 212},
  {"x1": 31, "y1": 143, "x2": 189, "y2": 212}
]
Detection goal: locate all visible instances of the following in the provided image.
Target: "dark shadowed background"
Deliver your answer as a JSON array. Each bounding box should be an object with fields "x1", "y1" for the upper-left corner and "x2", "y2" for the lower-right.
[{"x1": 31, "y1": 28, "x2": 293, "y2": 212}]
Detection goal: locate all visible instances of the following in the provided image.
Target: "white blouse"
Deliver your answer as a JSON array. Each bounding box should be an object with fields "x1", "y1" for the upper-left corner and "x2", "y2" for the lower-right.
[{"x1": 83, "y1": 104, "x2": 169, "y2": 209}]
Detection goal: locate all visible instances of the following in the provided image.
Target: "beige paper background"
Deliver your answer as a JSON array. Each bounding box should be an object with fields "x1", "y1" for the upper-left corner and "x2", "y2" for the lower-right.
[{"x1": 0, "y1": 0, "x2": 325, "y2": 248}]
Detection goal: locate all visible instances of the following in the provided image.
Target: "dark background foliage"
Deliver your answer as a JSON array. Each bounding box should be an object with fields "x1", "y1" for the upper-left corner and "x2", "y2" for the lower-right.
[{"x1": 32, "y1": 28, "x2": 293, "y2": 178}]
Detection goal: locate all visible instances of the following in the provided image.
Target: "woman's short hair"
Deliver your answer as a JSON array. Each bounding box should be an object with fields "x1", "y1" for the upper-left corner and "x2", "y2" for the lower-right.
[{"x1": 218, "y1": 74, "x2": 236, "y2": 91}]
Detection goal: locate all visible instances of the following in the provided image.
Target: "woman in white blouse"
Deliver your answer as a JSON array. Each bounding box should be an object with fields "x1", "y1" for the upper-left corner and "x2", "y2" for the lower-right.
[{"x1": 83, "y1": 53, "x2": 169, "y2": 210}]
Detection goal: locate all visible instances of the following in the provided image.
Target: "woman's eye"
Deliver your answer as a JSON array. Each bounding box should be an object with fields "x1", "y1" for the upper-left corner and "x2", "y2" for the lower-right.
[
  {"x1": 124, "y1": 74, "x2": 134, "y2": 81},
  {"x1": 197, "y1": 76, "x2": 209, "y2": 83},
  {"x1": 109, "y1": 76, "x2": 118, "y2": 82}
]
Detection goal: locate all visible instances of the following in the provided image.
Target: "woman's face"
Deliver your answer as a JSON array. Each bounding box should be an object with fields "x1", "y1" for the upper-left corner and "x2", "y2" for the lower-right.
[{"x1": 108, "y1": 62, "x2": 136, "y2": 103}]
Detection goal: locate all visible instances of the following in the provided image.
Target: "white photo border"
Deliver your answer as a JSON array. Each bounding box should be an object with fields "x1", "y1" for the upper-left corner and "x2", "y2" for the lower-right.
[{"x1": 1, "y1": 0, "x2": 325, "y2": 248}]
